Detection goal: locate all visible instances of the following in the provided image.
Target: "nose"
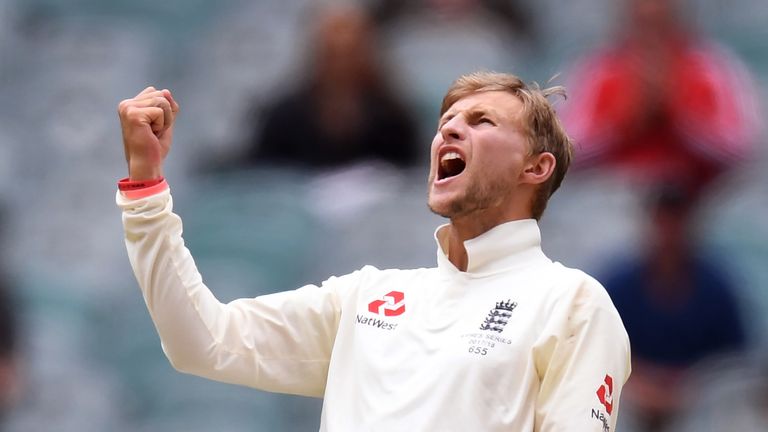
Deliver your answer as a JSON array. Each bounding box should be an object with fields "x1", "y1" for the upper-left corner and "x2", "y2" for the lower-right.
[{"x1": 440, "y1": 115, "x2": 466, "y2": 142}]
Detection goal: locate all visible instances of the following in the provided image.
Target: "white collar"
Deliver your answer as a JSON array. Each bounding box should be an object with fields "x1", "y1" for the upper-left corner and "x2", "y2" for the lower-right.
[{"x1": 434, "y1": 219, "x2": 550, "y2": 276}]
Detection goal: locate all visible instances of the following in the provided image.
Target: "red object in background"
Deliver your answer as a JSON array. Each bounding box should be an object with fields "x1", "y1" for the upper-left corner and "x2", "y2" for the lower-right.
[{"x1": 562, "y1": 37, "x2": 761, "y2": 192}]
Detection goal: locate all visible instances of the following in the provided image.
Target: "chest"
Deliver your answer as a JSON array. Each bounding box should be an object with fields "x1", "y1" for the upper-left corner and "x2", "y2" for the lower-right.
[{"x1": 338, "y1": 270, "x2": 556, "y2": 382}]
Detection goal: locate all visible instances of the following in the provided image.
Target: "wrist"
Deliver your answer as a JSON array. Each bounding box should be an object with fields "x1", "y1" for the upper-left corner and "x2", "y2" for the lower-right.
[{"x1": 128, "y1": 160, "x2": 163, "y2": 181}]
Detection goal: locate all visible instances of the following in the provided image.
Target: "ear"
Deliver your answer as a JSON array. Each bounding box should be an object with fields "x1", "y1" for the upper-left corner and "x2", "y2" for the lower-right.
[{"x1": 520, "y1": 152, "x2": 556, "y2": 186}]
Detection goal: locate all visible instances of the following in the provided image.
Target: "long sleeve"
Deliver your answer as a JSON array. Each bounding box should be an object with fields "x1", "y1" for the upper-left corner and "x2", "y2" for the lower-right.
[
  {"x1": 117, "y1": 188, "x2": 355, "y2": 397},
  {"x1": 533, "y1": 271, "x2": 631, "y2": 432}
]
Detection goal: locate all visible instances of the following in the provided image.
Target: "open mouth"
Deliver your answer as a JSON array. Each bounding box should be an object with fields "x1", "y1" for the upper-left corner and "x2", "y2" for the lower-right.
[{"x1": 438, "y1": 151, "x2": 466, "y2": 181}]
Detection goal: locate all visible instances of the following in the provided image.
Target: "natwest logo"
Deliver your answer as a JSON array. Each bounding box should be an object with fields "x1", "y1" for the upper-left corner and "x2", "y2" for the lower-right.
[
  {"x1": 368, "y1": 291, "x2": 406, "y2": 317},
  {"x1": 596, "y1": 374, "x2": 614, "y2": 415}
]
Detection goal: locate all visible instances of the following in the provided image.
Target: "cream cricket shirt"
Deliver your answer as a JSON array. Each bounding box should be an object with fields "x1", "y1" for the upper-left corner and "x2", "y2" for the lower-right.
[{"x1": 118, "y1": 188, "x2": 631, "y2": 432}]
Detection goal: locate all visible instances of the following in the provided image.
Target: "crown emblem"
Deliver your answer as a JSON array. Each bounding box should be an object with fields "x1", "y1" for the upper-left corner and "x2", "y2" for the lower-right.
[
  {"x1": 479, "y1": 299, "x2": 517, "y2": 333},
  {"x1": 495, "y1": 300, "x2": 517, "y2": 312}
]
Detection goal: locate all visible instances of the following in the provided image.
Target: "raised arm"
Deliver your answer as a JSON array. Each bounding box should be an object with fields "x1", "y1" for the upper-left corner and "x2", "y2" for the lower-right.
[{"x1": 116, "y1": 88, "x2": 347, "y2": 397}]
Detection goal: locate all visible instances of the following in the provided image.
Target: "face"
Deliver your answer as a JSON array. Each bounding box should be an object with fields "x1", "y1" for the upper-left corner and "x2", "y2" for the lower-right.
[
  {"x1": 629, "y1": 0, "x2": 677, "y2": 33},
  {"x1": 315, "y1": 8, "x2": 373, "y2": 84},
  {"x1": 427, "y1": 91, "x2": 532, "y2": 219}
]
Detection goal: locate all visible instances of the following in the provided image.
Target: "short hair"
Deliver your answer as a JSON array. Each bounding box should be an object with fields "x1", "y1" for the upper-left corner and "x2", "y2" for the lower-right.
[{"x1": 440, "y1": 71, "x2": 573, "y2": 220}]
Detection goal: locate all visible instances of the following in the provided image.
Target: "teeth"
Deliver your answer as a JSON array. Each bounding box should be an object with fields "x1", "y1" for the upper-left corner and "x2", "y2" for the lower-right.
[{"x1": 440, "y1": 152, "x2": 463, "y2": 164}]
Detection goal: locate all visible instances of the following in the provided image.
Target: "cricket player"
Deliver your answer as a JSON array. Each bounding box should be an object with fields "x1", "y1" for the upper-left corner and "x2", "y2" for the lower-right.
[{"x1": 117, "y1": 71, "x2": 631, "y2": 431}]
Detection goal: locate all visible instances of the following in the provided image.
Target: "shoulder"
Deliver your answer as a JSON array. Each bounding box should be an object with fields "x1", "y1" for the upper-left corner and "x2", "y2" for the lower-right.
[
  {"x1": 322, "y1": 265, "x2": 435, "y2": 290},
  {"x1": 261, "y1": 89, "x2": 311, "y2": 122},
  {"x1": 693, "y1": 256, "x2": 732, "y2": 282},
  {"x1": 357, "y1": 265, "x2": 436, "y2": 282},
  {"x1": 686, "y1": 39, "x2": 747, "y2": 65},
  {"x1": 550, "y1": 263, "x2": 607, "y2": 296},
  {"x1": 691, "y1": 257, "x2": 740, "y2": 301},
  {"x1": 599, "y1": 257, "x2": 645, "y2": 288},
  {"x1": 548, "y1": 263, "x2": 623, "y2": 320},
  {"x1": 545, "y1": 265, "x2": 631, "y2": 353},
  {"x1": 532, "y1": 264, "x2": 631, "y2": 369}
]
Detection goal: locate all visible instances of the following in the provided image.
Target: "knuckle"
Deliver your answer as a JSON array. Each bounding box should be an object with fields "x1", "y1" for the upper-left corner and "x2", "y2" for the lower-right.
[
  {"x1": 117, "y1": 99, "x2": 131, "y2": 115},
  {"x1": 125, "y1": 107, "x2": 144, "y2": 124},
  {"x1": 157, "y1": 96, "x2": 171, "y2": 108}
]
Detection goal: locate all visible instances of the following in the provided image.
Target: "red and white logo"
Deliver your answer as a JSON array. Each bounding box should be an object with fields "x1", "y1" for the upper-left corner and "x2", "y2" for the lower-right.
[
  {"x1": 368, "y1": 291, "x2": 406, "y2": 317},
  {"x1": 596, "y1": 374, "x2": 614, "y2": 415}
]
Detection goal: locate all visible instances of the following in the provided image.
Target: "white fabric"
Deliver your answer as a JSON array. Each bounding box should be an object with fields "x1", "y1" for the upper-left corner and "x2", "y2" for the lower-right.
[{"x1": 118, "y1": 188, "x2": 631, "y2": 431}]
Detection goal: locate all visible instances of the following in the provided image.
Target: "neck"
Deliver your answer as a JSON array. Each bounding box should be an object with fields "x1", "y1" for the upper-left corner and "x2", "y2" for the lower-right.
[{"x1": 444, "y1": 224, "x2": 474, "y2": 272}]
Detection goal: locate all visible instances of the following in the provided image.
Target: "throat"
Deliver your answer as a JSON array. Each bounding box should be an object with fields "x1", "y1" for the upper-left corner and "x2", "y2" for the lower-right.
[{"x1": 445, "y1": 227, "x2": 469, "y2": 272}]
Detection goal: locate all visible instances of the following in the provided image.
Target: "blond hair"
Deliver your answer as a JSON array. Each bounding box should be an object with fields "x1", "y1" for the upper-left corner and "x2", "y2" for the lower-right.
[{"x1": 440, "y1": 71, "x2": 573, "y2": 220}]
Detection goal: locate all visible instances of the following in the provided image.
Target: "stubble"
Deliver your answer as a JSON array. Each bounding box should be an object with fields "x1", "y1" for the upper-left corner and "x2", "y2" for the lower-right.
[{"x1": 428, "y1": 170, "x2": 512, "y2": 219}]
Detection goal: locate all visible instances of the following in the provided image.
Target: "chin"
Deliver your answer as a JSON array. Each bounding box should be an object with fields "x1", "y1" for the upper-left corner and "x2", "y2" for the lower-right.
[
  {"x1": 427, "y1": 196, "x2": 453, "y2": 218},
  {"x1": 428, "y1": 194, "x2": 468, "y2": 219}
]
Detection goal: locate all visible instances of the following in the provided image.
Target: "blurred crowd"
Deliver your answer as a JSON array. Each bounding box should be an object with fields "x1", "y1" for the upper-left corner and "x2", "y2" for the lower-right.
[{"x1": 0, "y1": 0, "x2": 767, "y2": 431}]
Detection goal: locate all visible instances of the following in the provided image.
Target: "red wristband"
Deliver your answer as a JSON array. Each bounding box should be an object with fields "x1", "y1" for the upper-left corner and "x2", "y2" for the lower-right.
[
  {"x1": 118, "y1": 177, "x2": 169, "y2": 199},
  {"x1": 118, "y1": 177, "x2": 165, "y2": 191}
]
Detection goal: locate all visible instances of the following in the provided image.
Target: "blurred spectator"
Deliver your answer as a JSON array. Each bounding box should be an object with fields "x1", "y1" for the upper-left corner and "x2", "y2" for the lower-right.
[
  {"x1": 601, "y1": 181, "x2": 747, "y2": 431},
  {"x1": 244, "y1": 4, "x2": 419, "y2": 169},
  {"x1": 562, "y1": 0, "x2": 761, "y2": 193},
  {"x1": 0, "y1": 207, "x2": 19, "y2": 424},
  {"x1": 371, "y1": 0, "x2": 535, "y2": 41},
  {"x1": 0, "y1": 282, "x2": 17, "y2": 424}
]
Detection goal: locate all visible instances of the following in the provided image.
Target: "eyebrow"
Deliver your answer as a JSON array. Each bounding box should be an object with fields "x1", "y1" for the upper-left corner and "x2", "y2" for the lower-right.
[{"x1": 438, "y1": 105, "x2": 501, "y2": 128}]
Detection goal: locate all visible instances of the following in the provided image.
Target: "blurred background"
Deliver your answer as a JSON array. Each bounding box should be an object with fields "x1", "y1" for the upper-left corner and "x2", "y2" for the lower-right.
[{"x1": 0, "y1": 0, "x2": 766, "y2": 430}]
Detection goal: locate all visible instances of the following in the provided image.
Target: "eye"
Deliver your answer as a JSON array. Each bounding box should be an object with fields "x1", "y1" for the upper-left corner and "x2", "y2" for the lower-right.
[{"x1": 478, "y1": 117, "x2": 495, "y2": 126}]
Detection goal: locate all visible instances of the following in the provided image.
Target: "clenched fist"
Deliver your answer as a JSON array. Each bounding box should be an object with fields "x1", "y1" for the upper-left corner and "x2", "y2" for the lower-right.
[{"x1": 118, "y1": 87, "x2": 180, "y2": 181}]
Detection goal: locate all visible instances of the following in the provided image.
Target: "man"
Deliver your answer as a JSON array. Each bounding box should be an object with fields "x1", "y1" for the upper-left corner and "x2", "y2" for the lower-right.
[
  {"x1": 561, "y1": 0, "x2": 760, "y2": 193},
  {"x1": 116, "y1": 72, "x2": 630, "y2": 431},
  {"x1": 602, "y1": 181, "x2": 745, "y2": 430},
  {"x1": 247, "y1": 4, "x2": 419, "y2": 169}
]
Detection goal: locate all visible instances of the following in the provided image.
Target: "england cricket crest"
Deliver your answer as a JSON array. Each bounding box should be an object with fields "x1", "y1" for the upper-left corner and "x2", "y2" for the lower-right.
[{"x1": 479, "y1": 299, "x2": 517, "y2": 333}]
